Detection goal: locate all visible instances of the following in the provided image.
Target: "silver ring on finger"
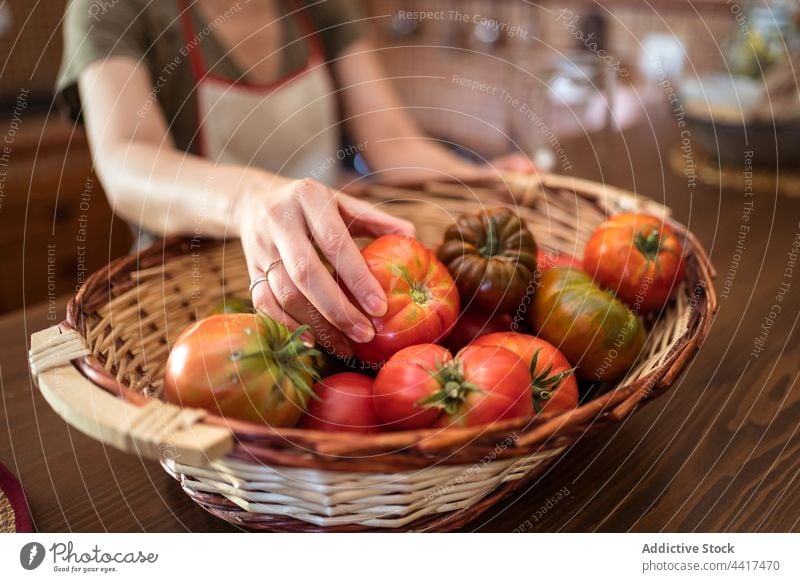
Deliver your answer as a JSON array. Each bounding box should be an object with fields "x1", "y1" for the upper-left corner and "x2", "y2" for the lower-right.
[
  {"x1": 249, "y1": 276, "x2": 268, "y2": 295},
  {"x1": 250, "y1": 259, "x2": 283, "y2": 294},
  {"x1": 265, "y1": 258, "x2": 283, "y2": 276}
]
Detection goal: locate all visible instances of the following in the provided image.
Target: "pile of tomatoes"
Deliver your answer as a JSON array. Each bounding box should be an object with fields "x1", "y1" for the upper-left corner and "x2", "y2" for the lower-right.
[{"x1": 164, "y1": 209, "x2": 685, "y2": 434}]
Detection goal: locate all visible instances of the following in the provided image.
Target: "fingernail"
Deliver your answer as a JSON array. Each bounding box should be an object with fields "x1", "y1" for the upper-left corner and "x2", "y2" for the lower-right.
[
  {"x1": 364, "y1": 293, "x2": 387, "y2": 317},
  {"x1": 350, "y1": 321, "x2": 375, "y2": 343}
]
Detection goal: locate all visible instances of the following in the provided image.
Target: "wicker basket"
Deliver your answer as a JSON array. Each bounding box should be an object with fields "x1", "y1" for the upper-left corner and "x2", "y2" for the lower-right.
[{"x1": 29, "y1": 172, "x2": 716, "y2": 532}]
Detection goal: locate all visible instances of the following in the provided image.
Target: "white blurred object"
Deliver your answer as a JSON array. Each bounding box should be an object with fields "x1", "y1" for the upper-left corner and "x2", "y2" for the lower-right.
[
  {"x1": 548, "y1": 57, "x2": 595, "y2": 106},
  {"x1": 586, "y1": 85, "x2": 640, "y2": 130},
  {"x1": 549, "y1": 74, "x2": 593, "y2": 106},
  {"x1": 639, "y1": 33, "x2": 685, "y2": 82},
  {"x1": 0, "y1": 2, "x2": 12, "y2": 38},
  {"x1": 532, "y1": 148, "x2": 556, "y2": 172},
  {"x1": 547, "y1": 59, "x2": 641, "y2": 138}
]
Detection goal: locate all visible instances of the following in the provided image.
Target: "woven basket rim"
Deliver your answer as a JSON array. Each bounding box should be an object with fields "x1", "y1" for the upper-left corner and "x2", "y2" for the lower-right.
[{"x1": 60, "y1": 173, "x2": 718, "y2": 463}]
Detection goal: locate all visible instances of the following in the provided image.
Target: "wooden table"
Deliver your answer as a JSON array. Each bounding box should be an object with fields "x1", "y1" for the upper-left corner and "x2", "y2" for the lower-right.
[{"x1": 2, "y1": 112, "x2": 799, "y2": 532}]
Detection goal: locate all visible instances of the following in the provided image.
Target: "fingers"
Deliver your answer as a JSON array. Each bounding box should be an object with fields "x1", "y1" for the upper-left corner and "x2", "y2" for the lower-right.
[
  {"x1": 490, "y1": 152, "x2": 538, "y2": 174},
  {"x1": 251, "y1": 279, "x2": 306, "y2": 335},
  {"x1": 246, "y1": 248, "x2": 351, "y2": 354},
  {"x1": 266, "y1": 264, "x2": 353, "y2": 356},
  {"x1": 266, "y1": 260, "x2": 363, "y2": 350},
  {"x1": 266, "y1": 200, "x2": 376, "y2": 344},
  {"x1": 438, "y1": 163, "x2": 496, "y2": 183},
  {"x1": 443, "y1": 154, "x2": 538, "y2": 184},
  {"x1": 299, "y1": 193, "x2": 388, "y2": 318},
  {"x1": 339, "y1": 193, "x2": 416, "y2": 237},
  {"x1": 247, "y1": 259, "x2": 304, "y2": 334},
  {"x1": 242, "y1": 178, "x2": 415, "y2": 347}
]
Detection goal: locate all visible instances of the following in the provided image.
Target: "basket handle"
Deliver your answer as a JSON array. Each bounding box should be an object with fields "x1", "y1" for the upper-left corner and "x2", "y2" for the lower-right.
[{"x1": 30, "y1": 325, "x2": 234, "y2": 466}]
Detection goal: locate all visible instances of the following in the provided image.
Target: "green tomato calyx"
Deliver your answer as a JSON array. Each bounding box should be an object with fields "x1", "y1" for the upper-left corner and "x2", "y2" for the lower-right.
[
  {"x1": 416, "y1": 359, "x2": 483, "y2": 416},
  {"x1": 479, "y1": 215, "x2": 501, "y2": 257},
  {"x1": 634, "y1": 228, "x2": 667, "y2": 262},
  {"x1": 409, "y1": 284, "x2": 431, "y2": 306},
  {"x1": 232, "y1": 313, "x2": 322, "y2": 404},
  {"x1": 529, "y1": 348, "x2": 575, "y2": 414}
]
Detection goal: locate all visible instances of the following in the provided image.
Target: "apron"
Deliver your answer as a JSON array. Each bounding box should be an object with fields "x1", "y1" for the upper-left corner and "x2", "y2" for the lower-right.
[{"x1": 177, "y1": 0, "x2": 339, "y2": 184}]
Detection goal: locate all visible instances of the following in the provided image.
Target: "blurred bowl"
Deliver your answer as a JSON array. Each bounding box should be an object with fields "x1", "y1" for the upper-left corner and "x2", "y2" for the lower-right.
[{"x1": 679, "y1": 74, "x2": 800, "y2": 168}]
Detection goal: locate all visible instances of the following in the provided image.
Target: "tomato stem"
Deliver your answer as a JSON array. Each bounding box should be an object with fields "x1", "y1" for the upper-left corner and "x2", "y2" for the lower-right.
[
  {"x1": 250, "y1": 313, "x2": 322, "y2": 403},
  {"x1": 416, "y1": 361, "x2": 483, "y2": 415},
  {"x1": 529, "y1": 348, "x2": 575, "y2": 413},
  {"x1": 409, "y1": 284, "x2": 431, "y2": 305},
  {"x1": 389, "y1": 264, "x2": 432, "y2": 305},
  {"x1": 478, "y1": 215, "x2": 501, "y2": 257},
  {"x1": 634, "y1": 228, "x2": 666, "y2": 262}
]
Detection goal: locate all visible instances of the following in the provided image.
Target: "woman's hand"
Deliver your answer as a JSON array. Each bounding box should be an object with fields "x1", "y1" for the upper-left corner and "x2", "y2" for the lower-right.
[
  {"x1": 236, "y1": 178, "x2": 414, "y2": 356},
  {"x1": 421, "y1": 152, "x2": 538, "y2": 184},
  {"x1": 489, "y1": 152, "x2": 538, "y2": 174}
]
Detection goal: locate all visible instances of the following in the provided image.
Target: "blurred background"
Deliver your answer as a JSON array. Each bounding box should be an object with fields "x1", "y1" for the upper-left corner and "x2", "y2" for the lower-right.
[{"x1": 0, "y1": 0, "x2": 798, "y2": 314}]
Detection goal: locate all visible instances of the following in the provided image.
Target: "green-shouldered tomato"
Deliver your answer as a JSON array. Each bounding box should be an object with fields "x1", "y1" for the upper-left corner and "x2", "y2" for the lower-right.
[{"x1": 530, "y1": 267, "x2": 645, "y2": 382}]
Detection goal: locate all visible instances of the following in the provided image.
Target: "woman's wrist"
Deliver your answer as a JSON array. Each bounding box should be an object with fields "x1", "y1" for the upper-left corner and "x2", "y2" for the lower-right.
[{"x1": 229, "y1": 168, "x2": 291, "y2": 238}]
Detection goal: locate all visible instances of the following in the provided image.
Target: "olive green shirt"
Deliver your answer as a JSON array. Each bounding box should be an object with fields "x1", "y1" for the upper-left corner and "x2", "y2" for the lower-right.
[{"x1": 57, "y1": 0, "x2": 366, "y2": 154}]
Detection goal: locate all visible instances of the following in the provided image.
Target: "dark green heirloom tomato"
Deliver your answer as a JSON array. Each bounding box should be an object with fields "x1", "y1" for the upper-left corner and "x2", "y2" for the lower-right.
[
  {"x1": 530, "y1": 267, "x2": 645, "y2": 382},
  {"x1": 437, "y1": 207, "x2": 538, "y2": 314}
]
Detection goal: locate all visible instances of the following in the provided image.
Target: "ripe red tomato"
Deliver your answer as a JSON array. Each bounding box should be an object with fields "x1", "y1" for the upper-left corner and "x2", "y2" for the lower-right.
[
  {"x1": 372, "y1": 344, "x2": 451, "y2": 430},
  {"x1": 352, "y1": 235, "x2": 459, "y2": 365},
  {"x1": 537, "y1": 248, "x2": 581, "y2": 271},
  {"x1": 583, "y1": 213, "x2": 685, "y2": 314},
  {"x1": 471, "y1": 332, "x2": 579, "y2": 413},
  {"x1": 373, "y1": 343, "x2": 533, "y2": 430},
  {"x1": 441, "y1": 309, "x2": 515, "y2": 353},
  {"x1": 437, "y1": 344, "x2": 533, "y2": 428},
  {"x1": 164, "y1": 313, "x2": 319, "y2": 427},
  {"x1": 298, "y1": 373, "x2": 379, "y2": 433}
]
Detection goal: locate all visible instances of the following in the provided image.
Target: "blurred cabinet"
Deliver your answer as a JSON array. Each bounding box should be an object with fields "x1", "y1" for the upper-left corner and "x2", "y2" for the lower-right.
[{"x1": 0, "y1": 114, "x2": 132, "y2": 314}]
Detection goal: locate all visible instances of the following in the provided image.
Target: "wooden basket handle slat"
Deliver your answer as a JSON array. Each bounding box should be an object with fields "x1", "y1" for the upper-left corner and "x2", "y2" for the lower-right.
[{"x1": 31, "y1": 325, "x2": 234, "y2": 466}]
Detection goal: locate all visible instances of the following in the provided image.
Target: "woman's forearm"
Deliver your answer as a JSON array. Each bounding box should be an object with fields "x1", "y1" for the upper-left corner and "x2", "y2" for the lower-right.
[
  {"x1": 345, "y1": 102, "x2": 478, "y2": 183},
  {"x1": 335, "y1": 40, "x2": 477, "y2": 183},
  {"x1": 357, "y1": 125, "x2": 476, "y2": 181},
  {"x1": 94, "y1": 140, "x2": 288, "y2": 239},
  {"x1": 78, "y1": 58, "x2": 291, "y2": 240}
]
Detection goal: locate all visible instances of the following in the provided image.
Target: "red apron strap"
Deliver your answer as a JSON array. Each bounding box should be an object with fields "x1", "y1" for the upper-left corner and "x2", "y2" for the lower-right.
[{"x1": 176, "y1": 0, "x2": 210, "y2": 81}]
